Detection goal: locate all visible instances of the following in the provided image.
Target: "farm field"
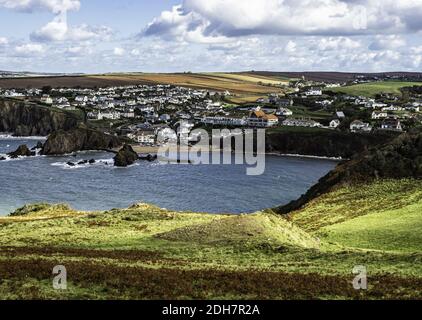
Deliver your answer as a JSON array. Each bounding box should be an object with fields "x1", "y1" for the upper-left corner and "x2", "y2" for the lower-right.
[
  {"x1": 0, "y1": 179, "x2": 421, "y2": 300},
  {"x1": 0, "y1": 73, "x2": 286, "y2": 97},
  {"x1": 328, "y1": 81, "x2": 422, "y2": 97}
]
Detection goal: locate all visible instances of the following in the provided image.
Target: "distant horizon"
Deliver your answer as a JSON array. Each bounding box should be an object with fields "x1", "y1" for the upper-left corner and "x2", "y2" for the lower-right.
[{"x1": 2, "y1": 70, "x2": 422, "y2": 76}]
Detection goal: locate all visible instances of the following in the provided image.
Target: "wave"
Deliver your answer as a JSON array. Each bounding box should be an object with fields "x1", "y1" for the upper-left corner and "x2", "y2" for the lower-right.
[
  {"x1": 0, "y1": 134, "x2": 47, "y2": 140},
  {"x1": 51, "y1": 158, "x2": 116, "y2": 169},
  {"x1": 267, "y1": 152, "x2": 344, "y2": 161}
]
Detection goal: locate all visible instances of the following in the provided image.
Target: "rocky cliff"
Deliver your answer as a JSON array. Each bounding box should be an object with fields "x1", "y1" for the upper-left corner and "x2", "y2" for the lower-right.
[
  {"x1": 0, "y1": 99, "x2": 80, "y2": 136},
  {"x1": 274, "y1": 132, "x2": 422, "y2": 214},
  {"x1": 266, "y1": 130, "x2": 397, "y2": 159},
  {"x1": 114, "y1": 145, "x2": 139, "y2": 167},
  {"x1": 42, "y1": 126, "x2": 122, "y2": 155}
]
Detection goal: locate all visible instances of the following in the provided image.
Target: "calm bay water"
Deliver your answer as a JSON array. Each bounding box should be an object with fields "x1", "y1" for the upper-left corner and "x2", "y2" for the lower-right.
[{"x1": 0, "y1": 138, "x2": 337, "y2": 215}]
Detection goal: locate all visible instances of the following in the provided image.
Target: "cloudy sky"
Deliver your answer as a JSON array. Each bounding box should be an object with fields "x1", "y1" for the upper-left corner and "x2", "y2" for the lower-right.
[{"x1": 0, "y1": 0, "x2": 421, "y2": 73}]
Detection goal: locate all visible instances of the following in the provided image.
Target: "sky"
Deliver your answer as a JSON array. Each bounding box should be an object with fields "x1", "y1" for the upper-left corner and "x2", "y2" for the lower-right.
[{"x1": 0, "y1": 0, "x2": 421, "y2": 73}]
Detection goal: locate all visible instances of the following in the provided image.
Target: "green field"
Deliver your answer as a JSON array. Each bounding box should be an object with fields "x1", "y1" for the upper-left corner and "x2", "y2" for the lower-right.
[
  {"x1": 0, "y1": 179, "x2": 421, "y2": 299},
  {"x1": 329, "y1": 81, "x2": 422, "y2": 97}
]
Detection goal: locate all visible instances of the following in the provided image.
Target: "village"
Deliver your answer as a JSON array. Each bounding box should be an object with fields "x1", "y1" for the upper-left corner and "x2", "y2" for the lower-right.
[{"x1": 1, "y1": 78, "x2": 422, "y2": 147}]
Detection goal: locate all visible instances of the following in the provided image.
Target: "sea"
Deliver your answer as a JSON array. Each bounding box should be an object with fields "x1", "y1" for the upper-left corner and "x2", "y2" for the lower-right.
[{"x1": 0, "y1": 136, "x2": 338, "y2": 215}]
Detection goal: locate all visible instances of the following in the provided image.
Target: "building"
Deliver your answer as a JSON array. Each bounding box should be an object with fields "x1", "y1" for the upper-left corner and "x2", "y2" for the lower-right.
[
  {"x1": 159, "y1": 114, "x2": 171, "y2": 122},
  {"x1": 350, "y1": 120, "x2": 372, "y2": 133},
  {"x1": 276, "y1": 107, "x2": 293, "y2": 116},
  {"x1": 372, "y1": 111, "x2": 388, "y2": 120},
  {"x1": 247, "y1": 108, "x2": 279, "y2": 127},
  {"x1": 201, "y1": 116, "x2": 246, "y2": 127},
  {"x1": 40, "y1": 95, "x2": 53, "y2": 105},
  {"x1": 121, "y1": 109, "x2": 135, "y2": 118},
  {"x1": 381, "y1": 119, "x2": 403, "y2": 132},
  {"x1": 336, "y1": 111, "x2": 346, "y2": 119},
  {"x1": 305, "y1": 88, "x2": 323, "y2": 96},
  {"x1": 283, "y1": 118, "x2": 322, "y2": 128},
  {"x1": 88, "y1": 110, "x2": 121, "y2": 120},
  {"x1": 128, "y1": 130, "x2": 156, "y2": 145},
  {"x1": 330, "y1": 119, "x2": 341, "y2": 129}
]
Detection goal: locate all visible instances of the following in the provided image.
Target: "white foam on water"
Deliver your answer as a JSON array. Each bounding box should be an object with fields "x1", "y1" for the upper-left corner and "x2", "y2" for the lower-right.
[
  {"x1": 0, "y1": 134, "x2": 47, "y2": 140},
  {"x1": 51, "y1": 158, "x2": 115, "y2": 169}
]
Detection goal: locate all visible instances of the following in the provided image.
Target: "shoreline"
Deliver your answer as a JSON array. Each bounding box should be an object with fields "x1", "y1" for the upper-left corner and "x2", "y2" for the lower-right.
[
  {"x1": 0, "y1": 133, "x2": 47, "y2": 140},
  {"x1": 131, "y1": 145, "x2": 343, "y2": 161}
]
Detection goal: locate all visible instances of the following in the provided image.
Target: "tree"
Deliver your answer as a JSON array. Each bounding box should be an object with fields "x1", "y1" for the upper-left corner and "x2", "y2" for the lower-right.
[{"x1": 41, "y1": 85, "x2": 52, "y2": 95}]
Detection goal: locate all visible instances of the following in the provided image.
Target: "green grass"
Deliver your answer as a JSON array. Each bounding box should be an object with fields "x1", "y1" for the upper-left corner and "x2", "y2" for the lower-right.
[
  {"x1": 268, "y1": 126, "x2": 333, "y2": 134},
  {"x1": 289, "y1": 105, "x2": 332, "y2": 120},
  {"x1": 329, "y1": 81, "x2": 422, "y2": 97},
  {"x1": 290, "y1": 179, "x2": 422, "y2": 232},
  {"x1": 319, "y1": 203, "x2": 422, "y2": 253},
  {"x1": 0, "y1": 180, "x2": 421, "y2": 299}
]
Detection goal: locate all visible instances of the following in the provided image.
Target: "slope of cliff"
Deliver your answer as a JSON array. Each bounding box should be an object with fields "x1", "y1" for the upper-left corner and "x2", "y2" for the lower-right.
[
  {"x1": 266, "y1": 129, "x2": 397, "y2": 159},
  {"x1": 0, "y1": 99, "x2": 81, "y2": 136},
  {"x1": 274, "y1": 132, "x2": 422, "y2": 214}
]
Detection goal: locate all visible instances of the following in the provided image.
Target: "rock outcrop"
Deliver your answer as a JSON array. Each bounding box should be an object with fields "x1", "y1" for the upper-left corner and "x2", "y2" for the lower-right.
[
  {"x1": 42, "y1": 127, "x2": 122, "y2": 155},
  {"x1": 266, "y1": 130, "x2": 397, "y2": 159},
  {"x1": 274, "y1": 132, "x2": 422, "y2": 214},
  {"x1": 7, "y1": 145, "x2": 35, "y2": 158},
  {"x1": 0, "y1": 99, "x2": 80, "y2": 136},
  {"x1": 114, "y1": 145, "x2": 139, "y2": 167},
  {"x1": 31, "y1": 141, "x2": 44, "y2": 150}
]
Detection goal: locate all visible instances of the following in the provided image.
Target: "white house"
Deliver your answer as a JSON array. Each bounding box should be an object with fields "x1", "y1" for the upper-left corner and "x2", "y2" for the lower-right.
[
  {"x1": 381, "y1": 119, "x2": 403, "y2": 132},
  {"x1": 128, "y1": 130, "x2": 156, "y2": 145},
  {"x1": 305, "y1": 88, "x2": 323, "y2": 96},
  {"x1": 372, "y1": 111, "x2": 388, "y2": 120},
  {"x1": 40, "y1": 94, "x2": 53, "y2": 105},
  {"x1": 350, "y1": 120, "x2": 372, "y2": 133},
  {"x1": 330, "y1": 119, "x2": 341, "y2": 129},
  {"x1": 202, "y1": 116, "x2": 246, "y2": 127},
  {"x1": 283, "y1": 118, "x2": 322, "y2": 128},
  {"x1": 276, "y1": 107, "x2": 293, "y2": 116}
]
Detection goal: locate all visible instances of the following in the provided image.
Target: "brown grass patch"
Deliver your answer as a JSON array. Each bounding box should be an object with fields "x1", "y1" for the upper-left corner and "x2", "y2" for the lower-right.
[{"x1": 0, "y1": 257, "x2": 420, "y2": 300}]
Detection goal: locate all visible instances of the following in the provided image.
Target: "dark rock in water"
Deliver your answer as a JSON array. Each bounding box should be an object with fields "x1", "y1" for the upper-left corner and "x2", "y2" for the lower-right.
[
  {"x1": 78, "y1": 160, "x2": 88, "y2": 165},
  {"x1": 42, "y1": 126, "x2": 122, "y2": 155},
  {"x1": 67, "y1": 162, "x2": 76, "y2": 167},
  {"x1": 139, "y1": 154, "x2": 158, "y2": 162},
  {"x1": 114, "y1": 145, "x2": 139, "y2": 167},
  {"x1": 89, "y1": 159, "x2": 96, "y2": 164},
  {"x1": 146, "y1": 154, "x2": 158, "y2": 162},
  {"x1": 31, "y1": 141, "x2": 44, "y2": 151},
  {"x1": 0, "y1": 157, "x2": 6, "y2": 161},
  {"x1": 7, "y1": 145, "x2": 35, "y2": 158}
]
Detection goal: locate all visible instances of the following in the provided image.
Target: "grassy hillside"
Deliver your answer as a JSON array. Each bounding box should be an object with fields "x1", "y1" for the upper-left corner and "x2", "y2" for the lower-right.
[
  {"x1": 290, "y1": 179, "x2": 422, "y2": 252},
  {"x1": 0, "y1": 179, "x2": 421, "y2": 300},
  {"x1": 329, "y1": 81, "x2": 422, "y2": 97}
]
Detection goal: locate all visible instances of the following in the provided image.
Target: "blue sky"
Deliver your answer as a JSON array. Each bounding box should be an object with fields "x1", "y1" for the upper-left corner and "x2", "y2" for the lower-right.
[{"x1": 0, "y1": 0, "x2": 421, "y2": 73}]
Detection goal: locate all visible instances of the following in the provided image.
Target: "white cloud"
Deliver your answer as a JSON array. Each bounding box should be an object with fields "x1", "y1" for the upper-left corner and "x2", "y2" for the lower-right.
[
  {"x1": 143, "y1": 0, "x2": 422, "y2": 43},
  {"x1": 369, "y1": 35, "x2": 407, "y2": 51},
  {"x1": 0, "y1": 37, "x2": 8, "y2": 45},
  {"x1": 31, "y1": 11, "x2": 113, "y2": 42},
  {"x1": 14, "y1": 43, "x2": 45, "y2": 56},
  {"x1": 285, "y1": 40, "x2": 297, "y2": 53},
  {"x1": 314, "y1": 37, "x2": 361, "y2": 51},
  {"x1": 0, "y1": 0, "x2": 80, "y2": 14},
  {"x1": 113, "y1": 47, "x2": 125, "y2": 56}
]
